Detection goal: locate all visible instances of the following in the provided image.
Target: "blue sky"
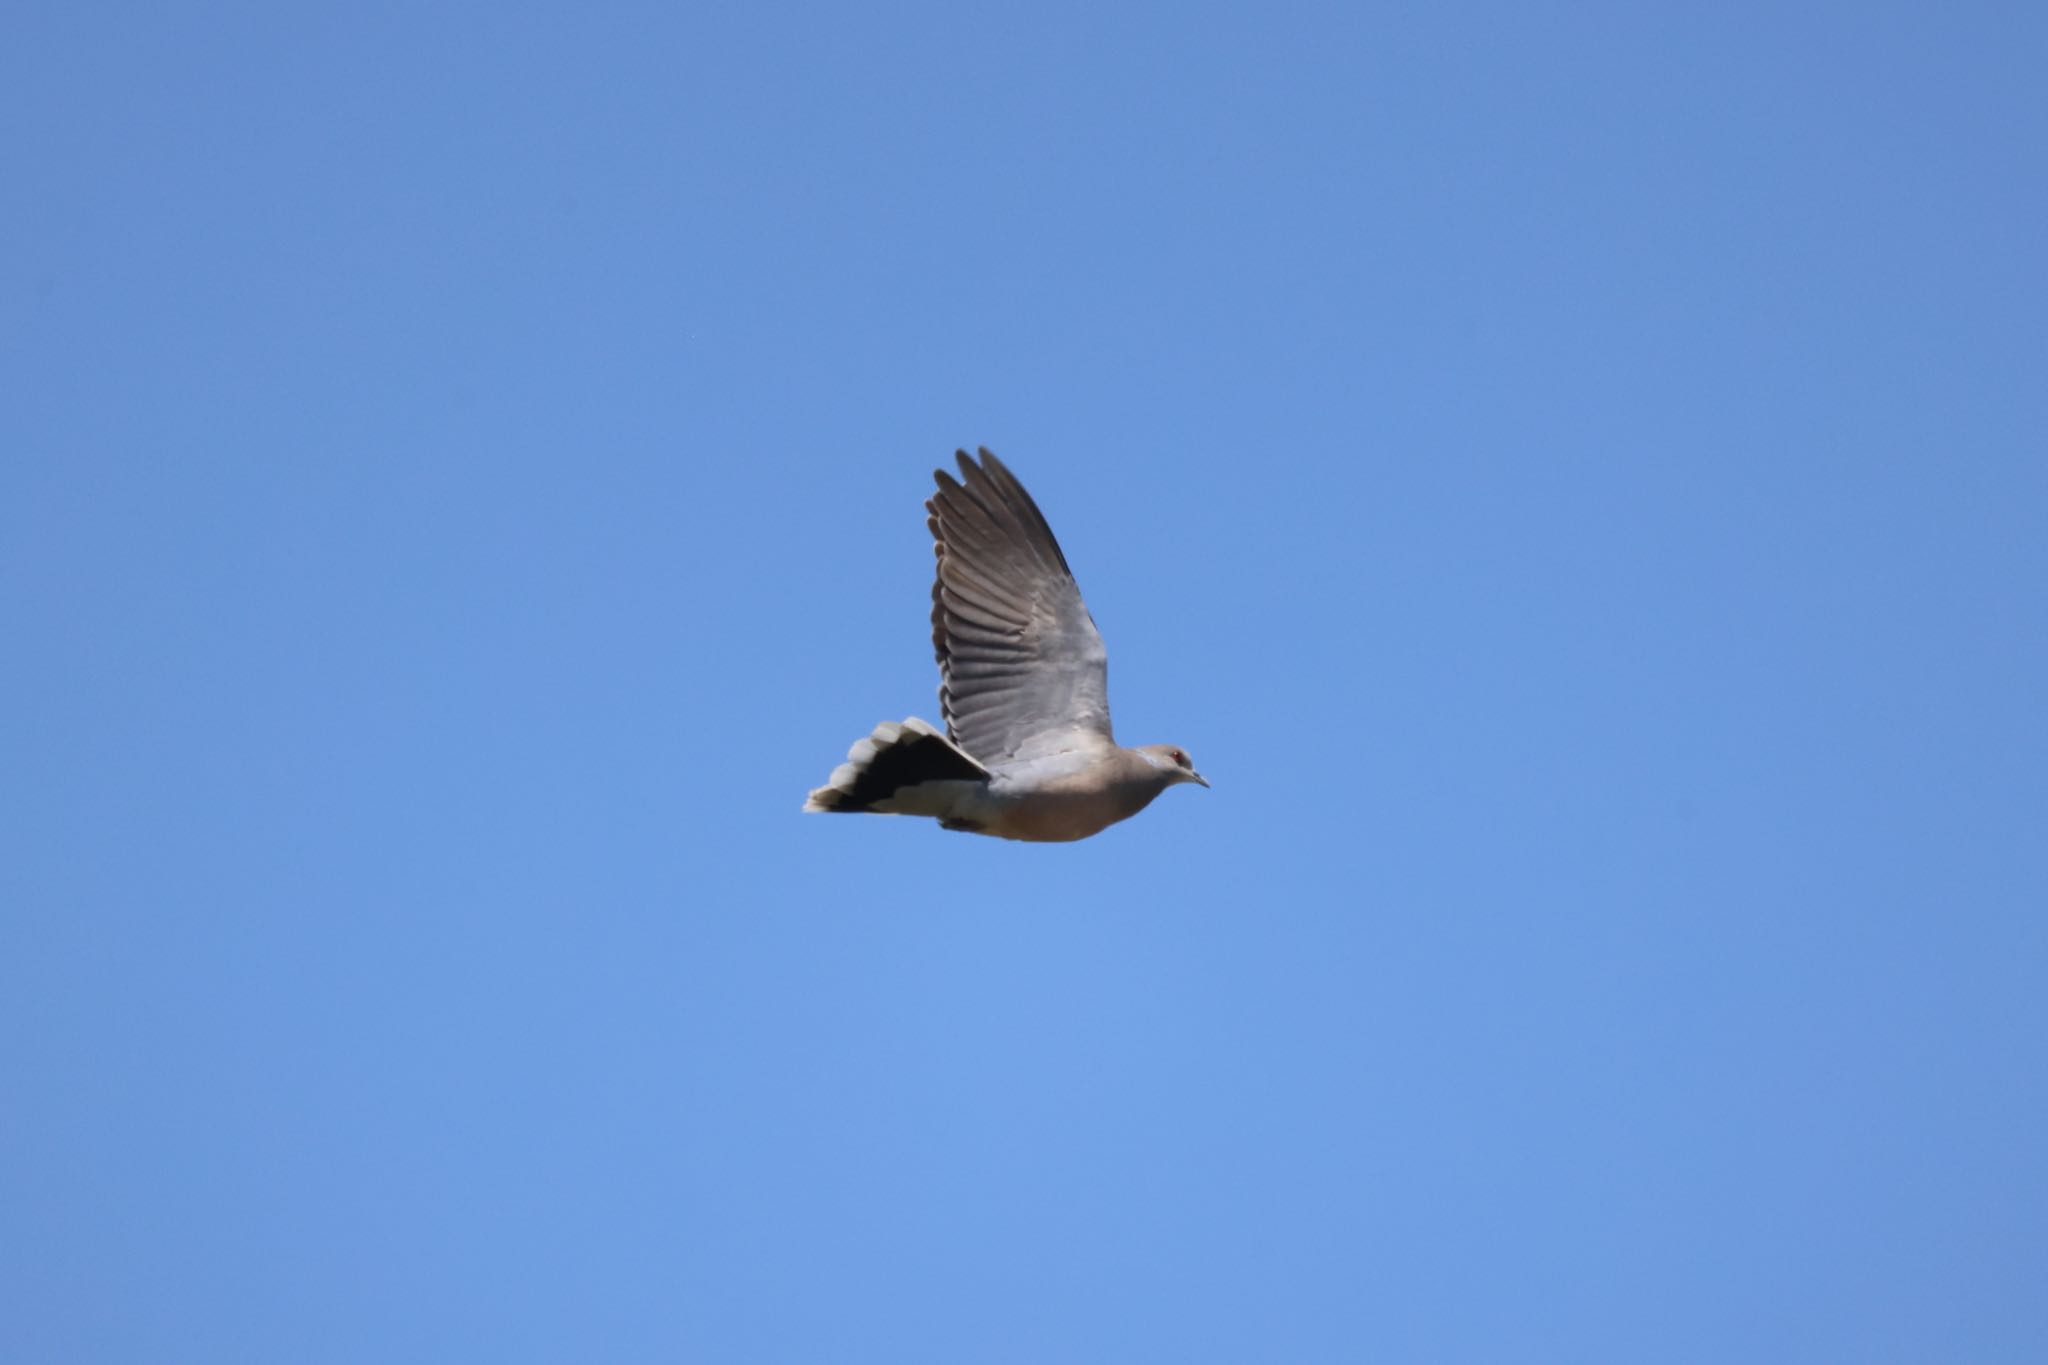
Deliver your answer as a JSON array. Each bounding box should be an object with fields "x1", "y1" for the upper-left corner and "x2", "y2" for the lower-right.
[{"x1": 5, "y1": 3, "x2": 2044, "y2": 1360}]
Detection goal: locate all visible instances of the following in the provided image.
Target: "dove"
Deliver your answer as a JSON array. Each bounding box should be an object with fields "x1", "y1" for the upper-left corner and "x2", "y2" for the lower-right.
[{"x1": 805, "y1": 449, "x2": 1207, "y2": 841}]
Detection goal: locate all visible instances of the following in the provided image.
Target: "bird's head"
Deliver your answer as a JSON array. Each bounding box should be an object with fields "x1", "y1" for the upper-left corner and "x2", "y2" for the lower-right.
[{"x1": 1137, "y1": 744, "x2": 1209, "y2": 789}]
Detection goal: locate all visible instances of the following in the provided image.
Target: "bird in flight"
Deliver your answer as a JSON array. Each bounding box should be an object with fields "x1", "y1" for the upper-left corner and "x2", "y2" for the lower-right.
[{"x1": 806, "y1": 448, "x2": 1207, "y2": 841}]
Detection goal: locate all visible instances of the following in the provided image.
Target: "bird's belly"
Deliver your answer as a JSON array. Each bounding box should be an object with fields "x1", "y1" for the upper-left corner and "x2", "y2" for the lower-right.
[{"x1": 975, "y1": 779, "x2": 1157, "y2": 843}]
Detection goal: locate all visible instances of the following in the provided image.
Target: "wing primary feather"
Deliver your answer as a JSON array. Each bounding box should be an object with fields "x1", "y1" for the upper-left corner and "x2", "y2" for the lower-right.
[{"x1": 973, "y1": 449, "x2": 1074, "y2": 577}]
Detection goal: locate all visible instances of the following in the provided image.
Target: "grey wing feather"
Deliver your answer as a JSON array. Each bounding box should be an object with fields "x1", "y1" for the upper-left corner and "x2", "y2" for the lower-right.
[{"x1": 927, "y1": 448, "x2": 1114, "y2": 764}]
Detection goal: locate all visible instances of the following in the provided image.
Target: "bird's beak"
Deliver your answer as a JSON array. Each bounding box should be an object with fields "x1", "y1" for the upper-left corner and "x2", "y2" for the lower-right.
[{"x1": 1189, "y1": 770, "x2": 1210, "y2": 788}]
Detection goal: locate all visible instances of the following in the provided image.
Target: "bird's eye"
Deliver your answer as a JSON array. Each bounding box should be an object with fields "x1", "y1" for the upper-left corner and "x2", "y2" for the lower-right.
[{"x1": 1172, "y1": 750, "x2": 1187, "y2": 766}]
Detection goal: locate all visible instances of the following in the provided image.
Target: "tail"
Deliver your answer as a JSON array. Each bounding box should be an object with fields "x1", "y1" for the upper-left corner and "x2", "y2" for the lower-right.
[{"x1": 804, "y1": 718, "x2": 989, "y2": 815}]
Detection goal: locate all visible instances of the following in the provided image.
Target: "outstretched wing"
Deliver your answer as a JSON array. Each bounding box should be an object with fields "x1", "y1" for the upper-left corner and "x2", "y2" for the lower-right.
[{"x1": 927, "y1": 449, "x2": 1114, "y2": 764}]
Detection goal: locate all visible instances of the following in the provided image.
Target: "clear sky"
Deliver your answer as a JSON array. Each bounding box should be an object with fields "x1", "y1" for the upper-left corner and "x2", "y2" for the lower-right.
[{"x1": 5, "y1": 3, "x2": 2044, "y2": 1361}]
